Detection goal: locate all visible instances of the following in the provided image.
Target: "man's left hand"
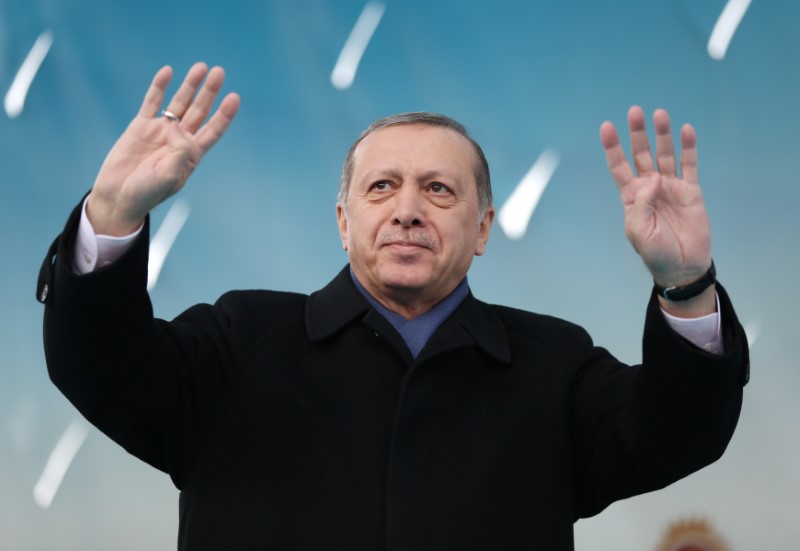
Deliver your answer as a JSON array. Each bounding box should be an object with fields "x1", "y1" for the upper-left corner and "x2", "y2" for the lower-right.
[{"x1": 600, "y1": 106, "x2": 715, "y2": 316}]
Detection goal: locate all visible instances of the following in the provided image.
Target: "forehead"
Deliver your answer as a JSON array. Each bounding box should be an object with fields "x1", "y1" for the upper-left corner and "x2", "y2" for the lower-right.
[{"x1": 352, "y1": 124, "x2": 477, "y2": 181}]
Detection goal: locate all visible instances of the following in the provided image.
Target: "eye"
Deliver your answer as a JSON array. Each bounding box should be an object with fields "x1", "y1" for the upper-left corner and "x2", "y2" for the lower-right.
[
  {"x1": 428, "y1": 182, "x2": 451, "y2": 194},
  {"x1": 426, "y1": 182, "x2": 457, "y2": 207},
  {"x1": 364, "y1": 180, "x2": 396, "y2": 202},
  {"x1": 370, "y1": 180, "x2": 391, "y2": 191}
]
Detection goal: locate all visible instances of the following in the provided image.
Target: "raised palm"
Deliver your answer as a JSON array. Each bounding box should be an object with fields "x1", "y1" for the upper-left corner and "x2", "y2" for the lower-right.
[
  {"x1": 88, "y1": 63, "x2": 240, "y2": 235},
  {"x1": 600, "y1": 106, "x2": 712, "y2": 288}
]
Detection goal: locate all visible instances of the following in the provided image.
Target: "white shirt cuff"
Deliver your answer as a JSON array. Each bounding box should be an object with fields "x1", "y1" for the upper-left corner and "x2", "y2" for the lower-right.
[
  {"x1": 73, "y1": 197, "x2": 143, "y2": 274},
  {"x1": 661, "y1": 293, "x2": 723, "y2": 354}
]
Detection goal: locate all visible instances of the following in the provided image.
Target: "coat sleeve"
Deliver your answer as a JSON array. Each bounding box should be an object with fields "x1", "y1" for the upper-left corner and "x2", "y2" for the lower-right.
[
  {"x1": 37, "y1": 199, "x2": 253, "y2": 489},
  {"x1": 569, "y1": 284, "x2": 749, "y2": 518}
]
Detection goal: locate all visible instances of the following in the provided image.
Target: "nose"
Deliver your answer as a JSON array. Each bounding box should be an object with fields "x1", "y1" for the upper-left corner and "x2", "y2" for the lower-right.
[{"x1": 392, "y1": 186, "x2": 425, "y2": 228}]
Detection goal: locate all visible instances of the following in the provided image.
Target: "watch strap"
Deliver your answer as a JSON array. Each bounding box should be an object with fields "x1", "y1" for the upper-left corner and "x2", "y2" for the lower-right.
[{"x1": 654, "y1": 261, "x2": 716, "y2": 301}]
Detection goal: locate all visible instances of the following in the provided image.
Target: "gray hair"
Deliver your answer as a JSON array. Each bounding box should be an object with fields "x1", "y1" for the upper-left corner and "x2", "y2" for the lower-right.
[{"x1": 338, "y1": 112, "x2": 493, "y2": 219}]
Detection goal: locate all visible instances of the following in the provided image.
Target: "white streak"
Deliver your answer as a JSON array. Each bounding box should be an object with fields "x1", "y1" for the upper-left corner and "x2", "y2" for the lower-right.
[
  {"x1": 498, "y1": 149, "x2": 560, "y2": 241},
  {"x1": 4, "y1": 30, "x2": 54, "y2": 118},
  {"x1": 744, "y1": 318, "x2": 762, "y2": 349},
  {"x1": 707, "y1": 0, "x2": 752, "y2": 60},
  {"x1": 330, "y1": 2, "x2": 386, "y2": 90},
  {"x1": 148, "y1": 200, "x2": 191, "y2": 291},
  {"x1": 33, "y1": 419, "x2": 89, "y2": 509}
]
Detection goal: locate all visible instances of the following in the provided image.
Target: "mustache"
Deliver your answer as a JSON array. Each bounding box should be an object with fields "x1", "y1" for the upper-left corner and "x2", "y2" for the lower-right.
[{"x1": 377, "y1": 228, "x2": 438, "y2": 250}]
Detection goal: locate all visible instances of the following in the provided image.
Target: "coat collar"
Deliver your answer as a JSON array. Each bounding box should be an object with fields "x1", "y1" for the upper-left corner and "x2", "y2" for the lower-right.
[
  {"x1": 305, "y1": 266, "x2": 511, "y2": 365},
  {"x1": 305, "y1": 265, "x2": 371, "y2": 340}
]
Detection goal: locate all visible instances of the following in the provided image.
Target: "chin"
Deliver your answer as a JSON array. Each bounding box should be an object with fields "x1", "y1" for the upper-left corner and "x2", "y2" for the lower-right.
[{"x1": 376, "y1": 264, "x2": 433, "y2": 292}]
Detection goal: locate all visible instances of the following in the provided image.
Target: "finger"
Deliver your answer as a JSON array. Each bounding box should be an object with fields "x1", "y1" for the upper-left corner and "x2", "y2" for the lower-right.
[
  {"x1": 164, "y1": 62, "x2": 209, "y2": 120},
  {"x1": 653, "y1": 108, "x2": 677, "y2": 176},
  {"x1": 181, "y1": 66, "x2": 226, "y2": 133},
  {"x1": 600, "y1": 121, "x2": 635, "y2": 190},
  {"x1": 628, "y1": 105, "x2": 655, "y2": 176},
  {"x1": 680, "y1": 123, "x2": 699, "y2": 185},
  {"x1": 195, "y1": 93, "x2": 241, "y2": 153},
  {"x1": 138, "y1": 66, "x2": 173, "y2": 118}
]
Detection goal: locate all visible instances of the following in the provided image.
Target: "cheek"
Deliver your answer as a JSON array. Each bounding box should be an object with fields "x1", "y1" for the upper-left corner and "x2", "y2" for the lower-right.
[
  {"x1": 448, "y1": 223, "x2": 481, "y2": 258},
  {"x1": 359, "y1": 208, "x2": 389, "y2": 231},
  {"x1": 346, "y1": 215, "x2": 380, "y2": 251}
]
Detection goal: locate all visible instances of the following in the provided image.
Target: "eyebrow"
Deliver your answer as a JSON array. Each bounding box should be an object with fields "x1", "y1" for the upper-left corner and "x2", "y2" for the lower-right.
[{"x1": 361, "y1": 168, "x2": 462, "y2": 185}]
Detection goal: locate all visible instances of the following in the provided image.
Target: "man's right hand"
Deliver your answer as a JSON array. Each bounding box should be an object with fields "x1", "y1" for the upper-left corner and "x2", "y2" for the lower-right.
[{"x1": 87, "y1": 62, "x2": 240, "y2": 236}]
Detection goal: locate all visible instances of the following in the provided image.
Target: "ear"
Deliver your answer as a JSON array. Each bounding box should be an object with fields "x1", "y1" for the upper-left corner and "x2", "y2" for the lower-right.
[
  {"x1": 336, "y1": 204, "x2": 348, "y2": 250},
  {"x1": 474, "y1": 206, "x2": 495, "y2": 256}
]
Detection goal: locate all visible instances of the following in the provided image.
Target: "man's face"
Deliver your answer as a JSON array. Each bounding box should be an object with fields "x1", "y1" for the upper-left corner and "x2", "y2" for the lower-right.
[{"x1": 337, "y1": 124, "x2": 494, "y2": 317}]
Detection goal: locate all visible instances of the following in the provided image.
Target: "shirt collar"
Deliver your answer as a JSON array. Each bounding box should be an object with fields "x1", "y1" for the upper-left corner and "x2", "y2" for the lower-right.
[
  {"x1": 349, "y1": 268, "x2": 469, "y2": 358},
  {"x1": 305, "y1": 265, "x2": 510, "y2": 364}
]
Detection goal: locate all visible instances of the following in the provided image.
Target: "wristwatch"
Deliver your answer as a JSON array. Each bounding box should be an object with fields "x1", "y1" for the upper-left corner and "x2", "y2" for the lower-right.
[{"x1": 654, "y1": 261, "x2": 716, "y2": 301}]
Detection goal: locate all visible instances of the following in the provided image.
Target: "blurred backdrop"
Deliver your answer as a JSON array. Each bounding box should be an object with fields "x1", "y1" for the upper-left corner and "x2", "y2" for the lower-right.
[{"x1": 1, "y1": 0, "x2": 798, "y2": 549}]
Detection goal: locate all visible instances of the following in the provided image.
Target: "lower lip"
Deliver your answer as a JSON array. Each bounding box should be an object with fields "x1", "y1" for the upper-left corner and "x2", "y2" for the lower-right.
[{"x1": 386, "y1": 243, "x2": 425, "y2": 252}]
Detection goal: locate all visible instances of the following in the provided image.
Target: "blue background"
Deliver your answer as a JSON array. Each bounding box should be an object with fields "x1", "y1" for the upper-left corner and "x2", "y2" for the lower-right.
[{"x1": 1, "y1": 0, "x2": 798, "y2": 548}]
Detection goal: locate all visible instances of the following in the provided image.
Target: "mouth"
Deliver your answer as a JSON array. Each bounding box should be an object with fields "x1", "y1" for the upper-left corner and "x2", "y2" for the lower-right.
[{"x1": 384, "y1": 241, "x2": 428, "y2": 252}]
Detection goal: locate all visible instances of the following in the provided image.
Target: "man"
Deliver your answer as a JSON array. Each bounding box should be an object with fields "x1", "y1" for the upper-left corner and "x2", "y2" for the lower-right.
[{"x1": 38, "y1": 63, "x2": 748, "y2": 550}]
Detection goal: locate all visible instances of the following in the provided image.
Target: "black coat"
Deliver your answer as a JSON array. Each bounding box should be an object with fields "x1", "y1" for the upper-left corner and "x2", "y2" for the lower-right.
[{"x1": 38, "y1": 202, "x2": 749, "y2": 550}]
